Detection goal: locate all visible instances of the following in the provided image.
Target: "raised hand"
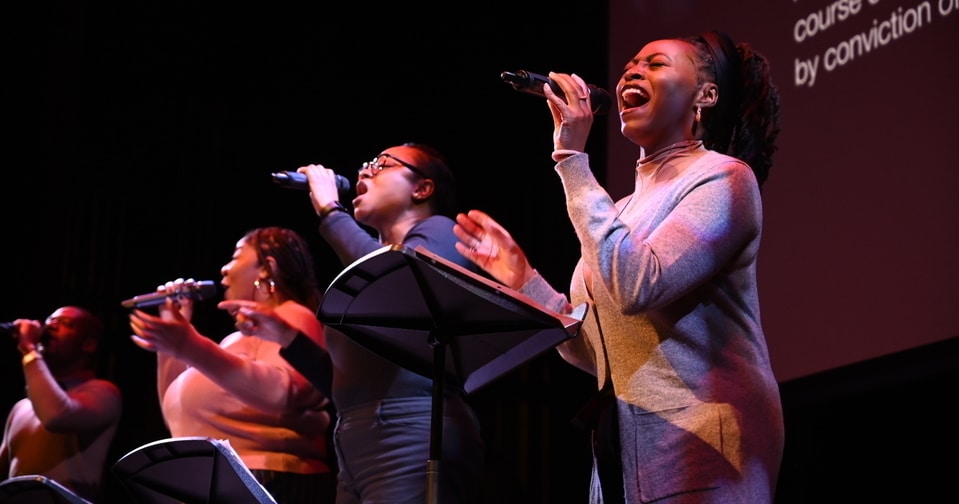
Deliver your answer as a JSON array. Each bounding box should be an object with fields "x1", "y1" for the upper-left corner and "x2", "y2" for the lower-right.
[
  {"x1": 544, "y1": 72, "x2": 595, "y2": 153},
  {"x1": 216, "y1": 300, "x2": 298, "y2": 347},
  {"x1": 129, "y1": 298, "x2": 200, "y2": 356},
  {"x1": 453, "y1": 209, "x2": 536, "y2": 290}
]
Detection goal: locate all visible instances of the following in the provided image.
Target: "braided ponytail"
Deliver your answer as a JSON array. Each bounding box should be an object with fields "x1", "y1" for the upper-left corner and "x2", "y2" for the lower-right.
[{"x1": 688, "y1": 31, "x2": 782, "y2": 188}]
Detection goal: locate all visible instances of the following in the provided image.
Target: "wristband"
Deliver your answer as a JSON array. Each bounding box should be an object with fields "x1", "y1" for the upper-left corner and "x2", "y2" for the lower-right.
[
  {"x1": 22, "y1": 350, "x2": 42, "y2": 366},
  {"x1": 317, "y1": 201, "x2": 347, "y2": 223},
  {"x1": 17, "y1": 342, "x2": 44, "y2": 356}
]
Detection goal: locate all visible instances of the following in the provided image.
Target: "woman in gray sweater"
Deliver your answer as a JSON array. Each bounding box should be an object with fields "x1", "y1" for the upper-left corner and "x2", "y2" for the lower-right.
[{"x1": 454, "y1": 30, "x2": 784, "y2": 503}]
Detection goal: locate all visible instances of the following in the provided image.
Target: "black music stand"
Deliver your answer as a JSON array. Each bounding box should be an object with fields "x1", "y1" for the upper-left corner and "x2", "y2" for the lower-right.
[
  {"x1": 111, "y1": 437, "x2": 276, "y2": 504},
  {"x1": 0, "y1": 475, "x2": 92, "y2": 504},
  {"x1": 317, "y1": 244, "x2": 586, "y2": 504}
]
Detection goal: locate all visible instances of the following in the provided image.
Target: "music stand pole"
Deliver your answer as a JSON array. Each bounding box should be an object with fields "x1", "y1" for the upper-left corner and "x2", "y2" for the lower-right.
[
  {"x1": 409, "y1": 250, "x2": 447, "y2": 504},
  {"x1": 426, "y1": 330, "x2": 446, "y2": 504}
]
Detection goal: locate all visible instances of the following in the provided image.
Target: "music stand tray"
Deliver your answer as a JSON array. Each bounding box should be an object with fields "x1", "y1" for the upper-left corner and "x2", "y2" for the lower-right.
[
  {"x1": 318, "y1": 244, "x2": 586, "y2": 395},
  {"x1": 0, "y1": 475, "x2": 92, "y2": 504},
  {"x1": 111, "y1": 437, "x2": 276, "y2": 504},
  {"x1": 317, "y1": 244, "x2": 585, "y2": 503}
]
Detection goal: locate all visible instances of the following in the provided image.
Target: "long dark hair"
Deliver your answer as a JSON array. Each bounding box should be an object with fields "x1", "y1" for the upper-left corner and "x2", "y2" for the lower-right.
[{"x1": 685, "y1": 30, "x2": 781, "y2": 187}]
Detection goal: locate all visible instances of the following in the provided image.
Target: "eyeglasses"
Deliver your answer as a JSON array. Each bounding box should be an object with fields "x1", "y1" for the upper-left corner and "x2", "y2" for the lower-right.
[
  {"x1": 358, "y1": 153, "x2": 429, "y2": 179},
  {"x1": 44, "y1": 316, "x2": 77, "y2": 329}
]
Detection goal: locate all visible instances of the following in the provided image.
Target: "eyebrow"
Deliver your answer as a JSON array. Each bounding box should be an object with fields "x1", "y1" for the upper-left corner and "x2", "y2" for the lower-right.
[
  {"x1": 625, "y1": 51, "x2": 671, "y2": 69},
  {"x1": 642, "y1": 52, "x2": 671, "y2": 61}
]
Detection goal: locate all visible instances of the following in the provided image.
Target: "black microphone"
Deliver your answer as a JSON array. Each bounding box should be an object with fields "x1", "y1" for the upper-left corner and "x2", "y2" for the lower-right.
[
  {"x1": 500, "y1": 70, "x2": 612, "y2": 116},
  {"x1": 121, "y1": 280, "x2": 219, "y2": 309},
  {"x1": 272, "y1": 172, "x2": 351, "y2": 191}
]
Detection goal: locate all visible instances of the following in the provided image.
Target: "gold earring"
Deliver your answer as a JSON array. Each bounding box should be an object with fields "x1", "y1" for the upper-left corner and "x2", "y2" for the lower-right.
[
  {"x1": 695, "y1": 106, "x2": 702, "y2": 124},
  {"x1": 254, "y1": 278, "x2": 275, "y2": 294}
]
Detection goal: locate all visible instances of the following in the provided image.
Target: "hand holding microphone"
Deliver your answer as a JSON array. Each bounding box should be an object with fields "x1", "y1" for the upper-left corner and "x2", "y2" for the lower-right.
[
  {"x1": 273, "y1": 171, "x2": 351, "y2": 191},
  {"x1": 500, "y1": 69, "x2": 612, "y2": 115},
  {"x1": 121, "y1": 279, "x2": 218, "y2": 309},
  {"x1": 1, "y1": 319, "x2": 43, "y2": 355}
]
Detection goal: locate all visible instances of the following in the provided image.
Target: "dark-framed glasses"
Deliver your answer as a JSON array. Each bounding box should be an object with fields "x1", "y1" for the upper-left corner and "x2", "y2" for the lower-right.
[
  {"x1": 44, "y1": 315, "x2": 78, "y2": 329},
  {"x1": 358, "y1": 153, "x2": 429, "y2": 179}
]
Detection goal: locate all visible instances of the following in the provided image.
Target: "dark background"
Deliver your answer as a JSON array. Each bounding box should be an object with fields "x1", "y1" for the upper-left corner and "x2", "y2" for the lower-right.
[
  {"x1": 6, "y1": 1, "x2": 958, "y2": 503},
  {"x1": 8, "y1": 2, "x2": 606, "y2": 502}
]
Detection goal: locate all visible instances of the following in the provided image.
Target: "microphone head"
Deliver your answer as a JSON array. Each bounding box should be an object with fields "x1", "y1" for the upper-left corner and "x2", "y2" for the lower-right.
[
  {"x1": 585, "y1": 86, "x2": 612, "y2": 116},
  {"x1": 272, "y1": 172, "x2": 293, "y2": 184},
  {"x1": 500, "y1": 70, "x2": 534, "y2": 90},
  {"x1": 120, "y1": 280, "x2": 219, "y2": 309},
  {"x1": 500, "y1": 69, "x2": 548, "y2": 93},
  {"x1": 500, "y1": 69, "x2": 611, "y2": 115},
  {"x1": 192, "y1": 280, "x2": 218, "y2": 301}
]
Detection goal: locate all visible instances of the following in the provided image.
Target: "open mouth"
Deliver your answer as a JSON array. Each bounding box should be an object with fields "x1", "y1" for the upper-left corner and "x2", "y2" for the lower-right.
[{"x1": 621, "y1": 87, "x2": 649, "y2": 108}]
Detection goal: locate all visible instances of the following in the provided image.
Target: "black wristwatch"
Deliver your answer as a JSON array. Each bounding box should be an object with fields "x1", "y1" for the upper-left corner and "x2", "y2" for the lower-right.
[{"x1": 317, "y1": 201, "x2": 347, "y2": 223}]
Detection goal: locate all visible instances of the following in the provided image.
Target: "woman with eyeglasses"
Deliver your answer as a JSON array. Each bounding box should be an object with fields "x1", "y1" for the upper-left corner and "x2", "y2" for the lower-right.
[{"x1": 220, "y1": 143, "x2": 486, "y2": 504}]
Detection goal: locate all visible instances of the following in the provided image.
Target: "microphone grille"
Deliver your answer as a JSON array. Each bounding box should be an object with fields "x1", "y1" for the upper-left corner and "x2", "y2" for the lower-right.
[{"x1": 193, "y1": 280, "x2": 218, "y2": 301}]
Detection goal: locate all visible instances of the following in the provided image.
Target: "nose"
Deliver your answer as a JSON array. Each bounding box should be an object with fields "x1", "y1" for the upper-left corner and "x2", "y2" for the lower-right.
[
  {"x1": 42, "y1": 320, "x2": 60, "y2": 337},
  {"x1": 623, "y1": 66, "x2": 644, "y2": 81},
  {"x1": 357, "y1": 168, "x2": 374, "y2": 181}
]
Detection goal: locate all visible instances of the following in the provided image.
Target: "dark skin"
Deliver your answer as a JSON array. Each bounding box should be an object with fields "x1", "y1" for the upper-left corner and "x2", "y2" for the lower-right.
[
  {"x1": 296, "y1": 145, "x2": 436, "y2": 245},
  {"x1": 615, "y1": 39, "x2": 718, "y2": 153},
  {"x1": 454, "y1": 38, "x2": 720, "y2": 287},
  {"x1": 13, "y1": 306, "x2": 99, "y2": 376}
]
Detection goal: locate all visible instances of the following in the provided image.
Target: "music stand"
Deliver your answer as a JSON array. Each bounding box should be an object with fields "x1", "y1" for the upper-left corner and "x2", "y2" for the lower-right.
[
  {"x1": 0, "y1": 475, "x2": 92, "y2": 504},
  {"x1": 317, "y1": 244, "x2": 586, "y2": 504},
  {"x1": 111, "y1": 437, "x2": 276, "y2": 504}
]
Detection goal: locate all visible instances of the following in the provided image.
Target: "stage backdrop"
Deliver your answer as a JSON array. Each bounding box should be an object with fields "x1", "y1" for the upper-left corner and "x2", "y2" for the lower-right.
[{"x1": 606, "y1": 0, "x2": 959, "y2": 381}]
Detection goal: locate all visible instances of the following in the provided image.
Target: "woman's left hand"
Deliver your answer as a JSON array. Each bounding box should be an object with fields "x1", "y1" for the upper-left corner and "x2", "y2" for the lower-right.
[
  {"x1": 129, "y1": 298, "x2": 200, "y2": 356},
  {"x1": 216, "y1": 300, "x2": 298, "y2": 347},
  {"x1": 454, "y1": 209, "x2": 535, "y2": 290}
]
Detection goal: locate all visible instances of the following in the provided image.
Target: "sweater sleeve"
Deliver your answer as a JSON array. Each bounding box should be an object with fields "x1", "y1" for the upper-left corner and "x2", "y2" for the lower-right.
[
  {"x1": 554, "y1": 151, "x2": 761, "y2": 313},
  {"x1": 280, "y1": 335, "x2": 333, "y2": 398},
  {"x1": 318, "y1": 209, "x2": 382, "y2": 265}
]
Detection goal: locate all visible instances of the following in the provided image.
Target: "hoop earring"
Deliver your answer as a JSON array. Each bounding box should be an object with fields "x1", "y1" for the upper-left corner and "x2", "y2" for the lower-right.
[{"x1": 254, "y1": 278, "x2": 275, "y2": 294}]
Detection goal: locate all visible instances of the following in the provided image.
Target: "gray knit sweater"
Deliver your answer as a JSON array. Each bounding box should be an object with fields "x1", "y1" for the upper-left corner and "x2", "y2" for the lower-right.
[{"x1": 522, "y1": 148, "x2": 784, "y2": 503}]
